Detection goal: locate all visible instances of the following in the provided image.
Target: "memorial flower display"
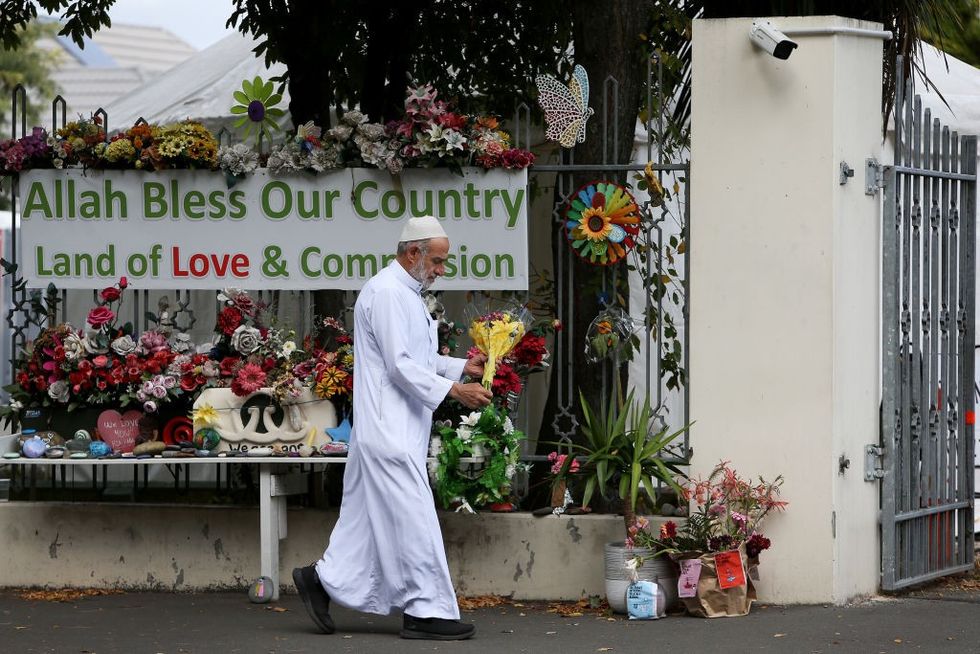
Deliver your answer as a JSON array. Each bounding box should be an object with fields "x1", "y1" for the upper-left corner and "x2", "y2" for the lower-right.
[
  {"x1": 0, "y1": 278, "x2": 188, "y2": 424},
  {"x1": 431, "y1": 404, "x2": 526, "y2": 510},
  {"x1": 627, "y1": 461, "x2": 788, "y2": 618}
]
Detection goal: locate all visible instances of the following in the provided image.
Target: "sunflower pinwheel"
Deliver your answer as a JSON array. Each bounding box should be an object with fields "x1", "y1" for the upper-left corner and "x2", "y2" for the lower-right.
[
  {"x1": 231, "y1": 76, "x2": 285, "y2": 148},
  {"x1": 564, "y1": 181, "x2": 641, "y2": 265}
]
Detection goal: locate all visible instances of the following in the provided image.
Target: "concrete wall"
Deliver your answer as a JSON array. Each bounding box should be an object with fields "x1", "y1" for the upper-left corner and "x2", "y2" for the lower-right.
[
  {"x1": 690, "y1": 16, "x2": 883, "y2": 604},
  {"x1": 0, "y1": 502, "x2": 669, "y2": 600}
]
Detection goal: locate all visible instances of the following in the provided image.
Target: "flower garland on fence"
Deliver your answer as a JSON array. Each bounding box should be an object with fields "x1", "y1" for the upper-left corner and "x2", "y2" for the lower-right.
[{"x1": 0, "y1": 83, "x2": 534, "y2": 176}]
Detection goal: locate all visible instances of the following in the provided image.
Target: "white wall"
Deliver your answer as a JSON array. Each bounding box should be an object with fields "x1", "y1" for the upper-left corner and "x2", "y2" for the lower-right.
[{"x1": 691, "y1": 16, "x2": 884, "y2": 604}]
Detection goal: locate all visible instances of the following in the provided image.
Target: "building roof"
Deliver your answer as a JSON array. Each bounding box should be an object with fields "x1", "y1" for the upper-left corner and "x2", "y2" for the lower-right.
[{"x1": 38, "y1": 23, "x2": 196, "y2": 124}]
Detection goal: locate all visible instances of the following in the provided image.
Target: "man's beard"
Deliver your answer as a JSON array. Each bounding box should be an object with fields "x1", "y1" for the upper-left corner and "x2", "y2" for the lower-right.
[{"x1": 410, "y1": 258, "x2": 433, "y2": 291}]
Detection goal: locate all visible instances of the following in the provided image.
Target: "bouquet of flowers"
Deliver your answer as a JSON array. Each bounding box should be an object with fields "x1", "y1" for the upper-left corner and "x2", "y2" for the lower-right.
[
  {"x1": 431, "y1": 405, "x2": 526, "y2": 510},
  {"x1": 0, "y1": 127, "x2": 55, "y2": 173},
  {"x1": 466, "y1": 305, "x2": 531, "y2": 390},
  {"x1": 1, "y1": 278, "x2": 189, "y2": 422},
  {"x1": 630, "y1": 461, "x2": 786, "y2": 557}
]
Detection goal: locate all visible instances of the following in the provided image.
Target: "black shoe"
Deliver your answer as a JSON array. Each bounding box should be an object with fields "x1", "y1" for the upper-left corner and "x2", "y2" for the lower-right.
[
  {"x1": 292, "y1": 564, "x2": 335, "y2": 634},
  {"x1": 400, "y1": 614, "x2": 476, "y2": 640}
]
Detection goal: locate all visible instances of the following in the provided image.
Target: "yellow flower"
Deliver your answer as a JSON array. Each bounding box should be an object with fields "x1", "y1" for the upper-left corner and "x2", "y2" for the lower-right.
[
  {"x1": 644, "y1": 161, "x2": 665, "y2": 207},
  {"x1": 315, "y1": 366, "x2": 349, "y2": 398},
  {"x1": 469, "y1": 313, "x2": 526, "y2": 389},
  {"x1": 575, "y1": 207, "x2": 613, "y2": 241},
  {"x1": 193, "y1": 403, "x2": 219, "y2": 427}
]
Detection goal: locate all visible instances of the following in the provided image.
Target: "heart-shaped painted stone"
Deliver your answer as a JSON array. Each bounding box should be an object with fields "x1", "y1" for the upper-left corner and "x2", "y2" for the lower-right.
[{"x1": 96, "y1": 409, "x2": 143, "y2": 453}]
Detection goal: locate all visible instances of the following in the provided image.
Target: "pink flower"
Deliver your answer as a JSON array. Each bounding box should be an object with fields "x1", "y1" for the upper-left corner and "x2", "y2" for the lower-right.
[
  {"x1": 231, "y1": 363, "x2": 266, "y2": 397},
  {"x1": 87, "y1": 306, "x2": 115, "y2": 328}
]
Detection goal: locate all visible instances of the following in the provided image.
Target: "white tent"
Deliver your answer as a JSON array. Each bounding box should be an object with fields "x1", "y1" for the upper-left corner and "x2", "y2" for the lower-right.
[
  {"x1": 103, "y1": 32, "x2": 288, "y2": 133},
  {"x1": 912, "y1": 43, "x2": 980, "y2": 139}
]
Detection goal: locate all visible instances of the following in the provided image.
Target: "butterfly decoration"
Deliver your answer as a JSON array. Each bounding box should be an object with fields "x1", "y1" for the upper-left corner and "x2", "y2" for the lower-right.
[
  {"x1": 536, "y1": 64, "x2": 594, "y2": 148},
  {"x1": 564, "y1": 181, "x2": 640, "y2": 265}
]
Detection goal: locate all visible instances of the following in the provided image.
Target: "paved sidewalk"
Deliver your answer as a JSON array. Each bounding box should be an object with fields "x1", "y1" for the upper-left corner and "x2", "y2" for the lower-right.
[{"x1": 2, "y1": 589, "x2": 980, "y2": 653}]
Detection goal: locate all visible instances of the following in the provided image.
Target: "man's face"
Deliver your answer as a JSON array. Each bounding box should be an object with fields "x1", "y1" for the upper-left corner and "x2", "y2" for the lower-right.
[
  {"x1": 408, "y1": 238, "x2": 449, "y2": 290},
  {"x1": 412, "y1": 237, "x2": 450, "y2": 290}
]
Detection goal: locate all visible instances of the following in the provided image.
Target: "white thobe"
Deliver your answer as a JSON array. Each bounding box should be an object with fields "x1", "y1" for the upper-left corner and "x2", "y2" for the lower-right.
[{"x1": 316, "y1": 261, "x2": 466, "y2": 619}]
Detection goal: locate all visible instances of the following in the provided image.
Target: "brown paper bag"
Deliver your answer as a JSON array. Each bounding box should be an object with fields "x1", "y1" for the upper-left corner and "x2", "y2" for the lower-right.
[{"x1": 675, "y1": 545, "x2": 756, "y2": 618}]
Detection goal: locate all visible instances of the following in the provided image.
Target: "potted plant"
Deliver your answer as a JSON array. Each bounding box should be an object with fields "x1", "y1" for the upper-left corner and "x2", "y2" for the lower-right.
[
  {"x1": 637, "y1": 461, "x2": 788, "y2": 617},
  {"x1": 564, "y1": 387, "x2": 688, "y2": 613}
]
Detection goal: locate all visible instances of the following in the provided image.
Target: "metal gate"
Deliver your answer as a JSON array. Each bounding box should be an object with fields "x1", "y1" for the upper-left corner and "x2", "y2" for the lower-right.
[{"x1": 880, "y1": 60, "x2": 978, "y2": 590}]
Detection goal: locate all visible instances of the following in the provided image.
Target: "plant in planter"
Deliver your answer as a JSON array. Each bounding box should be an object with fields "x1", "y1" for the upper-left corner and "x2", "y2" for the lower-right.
[
  {"x1": 556, "y1": 387, "x2": 688, "y2": 614},
  {"x1": 635, "y1": 461, "x2": 788, "y2": 618}
]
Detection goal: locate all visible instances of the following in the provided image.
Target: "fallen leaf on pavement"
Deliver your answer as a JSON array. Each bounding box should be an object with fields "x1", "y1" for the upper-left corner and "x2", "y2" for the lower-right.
[
  {"x1": 458, "y1": 595, "x2": 507, "y2": 610},
  {"x1": 18, "y1": 589, "x2": 124, "y2": 602},
  {"x1": 264, "y1": 606, "x2": 288, "y2": 612},
  {"x1": 774, "y1": 633, "x2": 785, "y2": 638}
]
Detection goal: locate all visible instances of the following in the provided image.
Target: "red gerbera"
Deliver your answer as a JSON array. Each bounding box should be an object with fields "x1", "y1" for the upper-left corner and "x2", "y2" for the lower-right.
[{"x1": 231, "y1": 363, "x2": 266, "y2": 397}]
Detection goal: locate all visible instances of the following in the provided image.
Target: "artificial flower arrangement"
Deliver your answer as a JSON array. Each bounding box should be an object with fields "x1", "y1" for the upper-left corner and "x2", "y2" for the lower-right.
[
  {"x1": 431, "y1": 405, "x2": 526, "y2": 511},
  {"x1": 0, "y1": 81, "x2": 533, "y2": 177},
  {"x1": 430, "y1": 305, "x2": 556, "y2": 511},
  {"x1": 0, "y1": 117, "x2": 219, "y2": 174},
  {"x1": 259, "y1": 84, "x2": 535, "y2": 177},
  {"x1": 628, "y1": 461, "x2": 787, "y2": 618},
  {"x1": 201, "y1": 289, "x2": 354, "y2": 412},
  {"x1": 0, "y1": 277, "x2": 189, "y2": 427}
]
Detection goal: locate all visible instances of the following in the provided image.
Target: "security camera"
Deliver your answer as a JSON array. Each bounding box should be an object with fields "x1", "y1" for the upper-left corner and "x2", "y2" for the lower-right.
[{"x1": 749, "y1": 20, "x2": 798, "y2": 60}]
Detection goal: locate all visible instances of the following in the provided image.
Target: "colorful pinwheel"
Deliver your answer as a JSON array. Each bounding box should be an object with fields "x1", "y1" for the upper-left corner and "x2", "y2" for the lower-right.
[
  {"x1": 230, "y1": 76, "x2": 285, "y2": 148},
  {"x1": 564, "y1": 181, "x2": 641, "y2": 265}
]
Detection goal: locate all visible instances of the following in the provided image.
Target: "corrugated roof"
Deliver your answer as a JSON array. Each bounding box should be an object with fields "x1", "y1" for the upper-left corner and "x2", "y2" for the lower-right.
[
  {"x1": 37, "y1": 22, "x2": 197, "y2": 123},
  {"x1": 50, "y1": 67, "x2": 147, "y2": 122},
  {"x1": 90, "y1": 24, "x2": 195, "y2": 75}
]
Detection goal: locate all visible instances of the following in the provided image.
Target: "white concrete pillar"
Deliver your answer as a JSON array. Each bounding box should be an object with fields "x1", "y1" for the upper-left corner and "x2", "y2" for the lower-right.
[{"x1": 690, "y1": 16, "x2": 885, "y2": 604}]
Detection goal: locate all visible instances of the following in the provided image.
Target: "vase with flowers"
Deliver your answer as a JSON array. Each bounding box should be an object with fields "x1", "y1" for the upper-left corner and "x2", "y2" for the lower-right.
[{"x1": 630, "y1": 460, "x2": 788, "y2": 617}]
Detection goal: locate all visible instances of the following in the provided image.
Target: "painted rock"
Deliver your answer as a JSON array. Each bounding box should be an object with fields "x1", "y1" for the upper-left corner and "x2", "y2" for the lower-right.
[
  {"x1": 248, "y1": 577, "x2": 275, "y2": 604},
  {"x1": 35, "y1": 430, "x2": 64, "y2": 446},
  {"x1": 66, "y1": 438, "x2": 90, "y2": 452},
  {"x1": 89, "y1": 441, "x2": 112, "y2": 457},
  {"x1": 193, "y1": 428, "x2": 221, "y2": 451},
  {"x1": 69, "y1": 452, "x2": 88, "y2": 459},
  {"x1": 45, "y1": 447, "x2": 66, "y2": 459},
  {"x1": 22, "y1": 436, "x2": 47, "y2": 459},
  {"x1": 133, "y1": 441, "x2": 166, "y2": 456},
  {"x1": 73, "y1": 429, "x2": 92, "y2": 441},
  {"x1": 298, "y1": 445, "x2": 314, "y2": 457},
  {"x1": 3, "y1": 452, "x2": 21, "y2": 459}
]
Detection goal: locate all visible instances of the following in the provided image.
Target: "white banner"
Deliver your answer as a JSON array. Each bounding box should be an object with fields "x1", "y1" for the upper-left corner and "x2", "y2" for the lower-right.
[{"x1": 17, "y1": 168, "x2": 528, "y2": 290}]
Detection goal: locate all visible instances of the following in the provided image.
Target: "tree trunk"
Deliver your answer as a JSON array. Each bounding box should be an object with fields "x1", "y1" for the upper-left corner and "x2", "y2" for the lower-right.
[{"x1": 539, "y1": 0, "x2": 648, "y2": 446}]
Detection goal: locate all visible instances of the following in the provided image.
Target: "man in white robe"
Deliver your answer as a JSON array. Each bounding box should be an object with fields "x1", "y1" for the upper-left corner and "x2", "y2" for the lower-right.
[{"x1": 293, "y1": 215, "x2": 492, "y2": 641}]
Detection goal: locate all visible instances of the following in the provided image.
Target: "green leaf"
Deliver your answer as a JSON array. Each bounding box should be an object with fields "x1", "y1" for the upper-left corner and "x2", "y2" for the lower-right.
[
  {"x1": 230, "y1": 105, "x2": 248, "y2": 115},
  {"x1": 266, "y1": 93, "x2": 283, "y2": 108},
  {"x1": 241, "y1": 78, "x2": 254, "y2": 97},
  {"x1": 233, "y1": 90, "x2": 250, "y2": 106}
]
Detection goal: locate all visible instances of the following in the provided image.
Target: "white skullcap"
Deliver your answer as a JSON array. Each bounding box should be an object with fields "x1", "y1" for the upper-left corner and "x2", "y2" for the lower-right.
[{"x1": 399, "y1": 215, "x2": 448, "y2": 242}]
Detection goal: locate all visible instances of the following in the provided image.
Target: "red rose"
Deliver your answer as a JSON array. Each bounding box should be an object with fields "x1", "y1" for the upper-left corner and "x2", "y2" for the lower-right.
[
  {"x1": 100, "y1": 287, "x2": 121, "y2": 303},
  {"x1": 180, "y1": 375, "x2": 200, "y2": 392},
  {"x1": 219, "y1": 356, "x2": 240, "y2": 377},
  {"x1": 217, "y1": 307, "x2": 243, "y2": 336},
  {"x1": 92, "y1": 354, "x2": 110, "y2": 368},
  {"x1": 118, "y1": 276, "x2": 128, "y2": 289},
  {"x1": 87, "y1": 306, "x2": 115, "y2": 328}
]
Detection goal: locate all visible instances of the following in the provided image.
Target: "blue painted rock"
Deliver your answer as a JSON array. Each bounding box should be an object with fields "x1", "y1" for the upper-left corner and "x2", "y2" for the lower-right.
[
  {"x1": 22, "y1": 436, "x2": 47, "y2": 459},
  {"x1": 89, "y1": 441, "x2": 112, "y2": 457}
]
